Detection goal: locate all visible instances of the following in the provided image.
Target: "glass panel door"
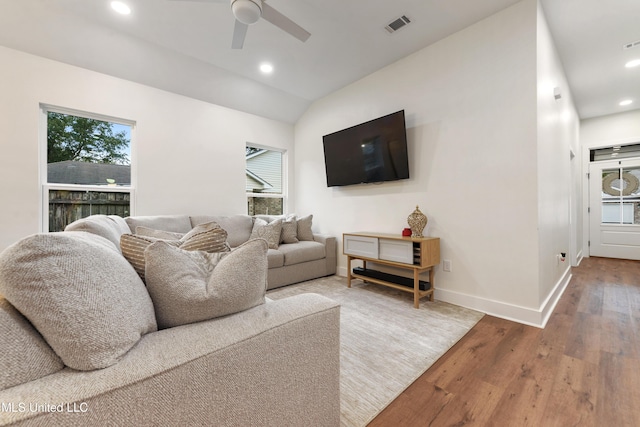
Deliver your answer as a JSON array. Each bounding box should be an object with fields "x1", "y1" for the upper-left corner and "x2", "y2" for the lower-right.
[{"x1": 590, "y1": 160, "x2": 640, "y2": 260}]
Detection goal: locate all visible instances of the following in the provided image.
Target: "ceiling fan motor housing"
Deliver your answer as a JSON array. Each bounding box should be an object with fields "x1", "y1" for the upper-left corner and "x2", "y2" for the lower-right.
[{"x1": 231, "y1": 0, "x2": 263, "y2": 25}]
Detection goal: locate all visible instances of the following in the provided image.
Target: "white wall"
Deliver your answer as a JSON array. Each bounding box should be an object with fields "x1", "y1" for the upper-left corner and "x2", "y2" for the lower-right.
[
  {"x1": 535, "y1": 2, "x2": 580, "y2": 318},
  {"x1": 581, "y1": 110, "x2": 640, "y2": 148},
  {"x1": 580, "y1": 109, "x2": 640, "y2": 257},
  {"x1": 295, "y1": 0, "x2": 546, "y2": 323},
  {"x1": 0, "y1": 46, "x2": 294, "y2": 252}
]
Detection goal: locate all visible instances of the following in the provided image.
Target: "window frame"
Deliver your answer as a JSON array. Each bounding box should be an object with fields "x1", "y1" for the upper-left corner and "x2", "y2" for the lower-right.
[
  {"x1": 245, "y1": 143, "x2": 287, "y2": 215},
  {"x1": 40, "y1": 104, "x2": 136, "y2": 232}
]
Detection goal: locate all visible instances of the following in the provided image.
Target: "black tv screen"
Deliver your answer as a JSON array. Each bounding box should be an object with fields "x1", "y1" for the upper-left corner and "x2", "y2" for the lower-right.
[{"x1": 322, "y1": 110, "x2": 409, "y2": 187}]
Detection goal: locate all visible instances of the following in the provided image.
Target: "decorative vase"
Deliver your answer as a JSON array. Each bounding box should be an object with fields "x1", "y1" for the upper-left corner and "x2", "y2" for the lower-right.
[{"x1": 407, "y1": 205, "x2": 427, "y2": 238}]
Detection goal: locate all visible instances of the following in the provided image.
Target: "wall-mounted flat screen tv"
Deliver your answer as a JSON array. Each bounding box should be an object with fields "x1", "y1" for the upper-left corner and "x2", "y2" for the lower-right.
[{"x1": 322, "y1": 110, "x2": 409, "y2": 187}]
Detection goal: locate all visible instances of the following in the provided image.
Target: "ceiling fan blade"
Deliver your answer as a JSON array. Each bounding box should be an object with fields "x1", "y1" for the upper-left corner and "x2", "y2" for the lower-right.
[
  {"x1": 261, "y1": 3, "x2": 310, "y2": 43},
  {"x1": 231, "y1": 20, "x2": 249, "y2": 49}
]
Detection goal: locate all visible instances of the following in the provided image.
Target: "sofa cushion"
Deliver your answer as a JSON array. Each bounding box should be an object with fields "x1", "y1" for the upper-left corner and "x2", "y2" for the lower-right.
[
  {"x1": 64, "y1": 215, "x2": 130, "y2": 251},
  {"x1": 191, "y1": 215, "x2": 253, "y2": 248},
  {"x1": 125, "y1": 215, "x2": 192, "y2": 234},
  {"x1": 0, "y1": 297, "x2": 64, "y2": 390},
  {"x1": 144, "y1": 239, "x2": 269, "y2": 329},
  {"x1": 278, "y1": 241, "x2": 326, "y2": 266},
  {"x1": 250, "y1": 218, "x2": 282, "y2": 249},
  {"x1": 0, "y1": 232, "x2": 157, "y2": 371},
  {"x1": 267, "y1": 248, "x2": 285, "y2": 268},
  {"x1": 297, "y1": 214, "x2": 314, "y2": 241},
  {"x1": 121, "y1": 222, "x2": 230, "y2": 281}
]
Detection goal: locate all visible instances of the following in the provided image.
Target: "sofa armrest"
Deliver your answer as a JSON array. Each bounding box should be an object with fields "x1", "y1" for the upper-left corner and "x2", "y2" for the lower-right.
[
  {"x1": 314, "y1": 234, "x2": 337, "y2": 275},
  {"x1": 0, "y1": 294, "x2": 340, "y2": 427}
]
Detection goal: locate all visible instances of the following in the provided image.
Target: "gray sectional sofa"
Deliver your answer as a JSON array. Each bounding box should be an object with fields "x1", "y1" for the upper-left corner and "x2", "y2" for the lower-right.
[
  {"x1": 123, "y1": 213, "x2": 337, "y2": 290},
  {"x1": 0, "y1": 214, "x2": 340, "y2": 426}
]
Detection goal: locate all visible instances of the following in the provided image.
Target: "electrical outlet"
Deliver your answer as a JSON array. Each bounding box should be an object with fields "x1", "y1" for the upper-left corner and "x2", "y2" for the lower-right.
[{"x1": 443, "y1": 259, "x2": 452, "y2": 272}]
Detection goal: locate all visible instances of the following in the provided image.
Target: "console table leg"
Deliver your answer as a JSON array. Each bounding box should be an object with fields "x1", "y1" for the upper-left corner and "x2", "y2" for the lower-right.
[
  {"x1": 429, "y1": 268, "x2": 435, "y2": 301},
  {"x1": 347, "y1": 256, "x2": 352, "y2": 288},
  {"x1": 413, "y1": 269, "x2": 420, "y2": 308}
]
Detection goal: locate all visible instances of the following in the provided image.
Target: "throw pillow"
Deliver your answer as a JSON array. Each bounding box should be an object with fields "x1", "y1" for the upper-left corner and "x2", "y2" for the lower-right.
[
  {"x1": 0, "y1": 297, "x2": 64, "y2": 390},
  {"x1": 280, "y1": 214, "x2": 299, "y2": 244},
  {"x1": 135, "y1": 226, "x2": 184, "y2": 240},
  {"x1": 0, "y1": 232, "x2": 157, "y2": 371},
  {"x1": 121, "y1": 234, "x2": 178, "y2": 281},
  {"x1": 121, "y1": 222, "x2": 230, "y2": 281},
  {"x1": 250, "y1": 218, "x2": 283, "y2": 249},
  {"x1": 297, "y1": 214, "x2": 314, "y2": 241},
  {"x1": 144, "y1": 239, "x2": 269, "y2": 329},
  {"x1": 179, "y1": 221, "x2": 230, "y2": 252}
]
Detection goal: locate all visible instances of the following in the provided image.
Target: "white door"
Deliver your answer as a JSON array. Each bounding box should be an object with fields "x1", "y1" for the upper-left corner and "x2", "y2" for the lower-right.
[{"x1": 589, "y1": 158, "x2": 640, "y2": 260}]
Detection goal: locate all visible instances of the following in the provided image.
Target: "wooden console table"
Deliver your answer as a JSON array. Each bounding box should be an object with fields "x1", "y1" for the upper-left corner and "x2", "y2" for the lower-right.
[{"x1": 343, "y1": 232, "x2": 440, "y2": 308}]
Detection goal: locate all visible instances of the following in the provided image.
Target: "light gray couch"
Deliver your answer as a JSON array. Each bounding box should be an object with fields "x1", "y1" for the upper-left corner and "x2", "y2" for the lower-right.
[
  {"x1": 123, "y1": 213, "x2": 337, "y2": 290},
  {"x1": 0, "y1": 214, "x2": 341, "y2": 426}
]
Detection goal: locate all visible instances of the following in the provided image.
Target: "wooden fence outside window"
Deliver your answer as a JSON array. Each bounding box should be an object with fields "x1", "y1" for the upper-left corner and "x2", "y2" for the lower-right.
[{"x1": 49, "y1": 189, "x2": 130, "y2": 232}]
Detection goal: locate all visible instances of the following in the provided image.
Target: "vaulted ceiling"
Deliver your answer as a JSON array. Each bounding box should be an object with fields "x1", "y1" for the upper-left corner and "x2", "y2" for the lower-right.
[{"x1": 0, "y1": 0, "x2": 638, "y2": 123}]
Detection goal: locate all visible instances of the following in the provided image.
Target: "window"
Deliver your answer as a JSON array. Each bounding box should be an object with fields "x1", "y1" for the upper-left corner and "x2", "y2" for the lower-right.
[
  {"x1": 42, "y1": 106, "x2": 134, "y2": 232},
  {"x1": 246, "y1": 145, "x2": 285, "y2": 215}
]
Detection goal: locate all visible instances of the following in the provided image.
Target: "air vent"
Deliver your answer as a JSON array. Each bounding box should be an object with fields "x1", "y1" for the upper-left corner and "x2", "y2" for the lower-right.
[
  {"x1": 385, "y1": 15, "x2": 411, "y2": 34},
  {"x1": 623, "y1": 39, "x2": 640, "y2": 50}
]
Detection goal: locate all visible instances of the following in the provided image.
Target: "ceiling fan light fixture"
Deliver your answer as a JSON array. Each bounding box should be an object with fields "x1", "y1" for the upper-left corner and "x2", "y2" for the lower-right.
[{"x1": 231, "y1": 0, "x2": 262, "y2": 25}]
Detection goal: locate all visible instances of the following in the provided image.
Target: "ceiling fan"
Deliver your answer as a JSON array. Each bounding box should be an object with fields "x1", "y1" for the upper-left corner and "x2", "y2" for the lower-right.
[{"x1": 169, "y1": 0, "x2": 311, "y2": 49}]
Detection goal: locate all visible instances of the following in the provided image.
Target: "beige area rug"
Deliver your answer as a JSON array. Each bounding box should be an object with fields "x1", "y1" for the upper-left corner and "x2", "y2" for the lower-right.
[{"x1": 267, "y1": 275, "x2": 485, "y2": 427}]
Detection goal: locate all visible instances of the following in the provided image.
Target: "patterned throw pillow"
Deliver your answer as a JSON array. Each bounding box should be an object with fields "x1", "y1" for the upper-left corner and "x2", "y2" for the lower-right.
[
  {"x1": 144, "y1": 239, "x2": 269, "y2": 329},
  {"x1": 297, "y1": 214, "x2": 314, "y2": 241},
  {"x1": 135, "y1": 226, "x2": 184, "y2": 240},
  {"x1": 121, "y1": 221, "x2": 229, "y2": 281},
  {"x1": 280, "y1": 214, "x2": 299, "y2": 244},
  {"x1": 250, "y1": 218, "x2": 283, "y2": 249}
]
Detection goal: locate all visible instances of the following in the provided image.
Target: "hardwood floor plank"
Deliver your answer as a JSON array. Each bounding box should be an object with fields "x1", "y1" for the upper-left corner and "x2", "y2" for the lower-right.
[
  {"x1": 472, "y1": 323, "x2": 541, "y2": 388},
  {"x1": 426, "y1": 378, "x2": 503, "y2": 426},
  {"x1": 366, "y1": 382, "x2": 453, "y2": 427},
  {"x1": 597, "y1": 351, "x2": 640, "y2": 427},
  {"x1": 564, "y1": 311, "x2": 601, "y2": 365},
  {"x1": 370, "y1": 257, "x2": 640, "y2": 427},
  {"x1": 540, "y1": 354, "x2": 598, "y2": 427},
  {"x1": 600, "y1": 311, "x2": 638, "y2": 358}
]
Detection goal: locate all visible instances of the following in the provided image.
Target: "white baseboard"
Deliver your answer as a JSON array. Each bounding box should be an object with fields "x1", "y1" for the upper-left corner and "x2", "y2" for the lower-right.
[
  {"x1": 338, "y1": 265, "x2": 572, "y2": 328},
  {"x1": 436, "y1": 267, "x2": 572, "y2": 328}
]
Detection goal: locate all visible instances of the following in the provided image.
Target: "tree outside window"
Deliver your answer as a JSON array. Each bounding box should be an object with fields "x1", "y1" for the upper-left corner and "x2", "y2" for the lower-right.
[{"x1": 45, "y1": 110, "x2": 133, "y2": 231}]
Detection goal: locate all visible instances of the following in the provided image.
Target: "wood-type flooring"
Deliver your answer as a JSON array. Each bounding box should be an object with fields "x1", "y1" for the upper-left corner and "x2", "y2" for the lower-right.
[{"x1": 370, "y1": 256, "x2": 640, "y2": 426}]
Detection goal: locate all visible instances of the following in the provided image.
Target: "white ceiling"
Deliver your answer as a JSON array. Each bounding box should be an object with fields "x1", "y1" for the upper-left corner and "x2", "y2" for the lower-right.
[{"x1": 0, "y1": 0, "x2": 638, "y2": 123}]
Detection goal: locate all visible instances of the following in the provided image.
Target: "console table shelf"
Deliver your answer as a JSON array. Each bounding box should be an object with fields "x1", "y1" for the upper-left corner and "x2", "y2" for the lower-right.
[{"x1": 343, "y1": 232, "x2": 440, "y2": 308}]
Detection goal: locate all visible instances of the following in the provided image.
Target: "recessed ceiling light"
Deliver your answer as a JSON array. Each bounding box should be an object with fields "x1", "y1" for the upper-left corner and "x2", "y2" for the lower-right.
[
  {"x1": 111, "y1": 1, "x2": 131, "y2": 15},
  {"x1": 259, "y1": 63, "x2": 274, "y2": 74},
  {"x1": 619, "y1": 99, "x2": 633, "y2": 106},
  {"x1": 625, "y1": 59, "x2": 640, "y2": 68}
]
